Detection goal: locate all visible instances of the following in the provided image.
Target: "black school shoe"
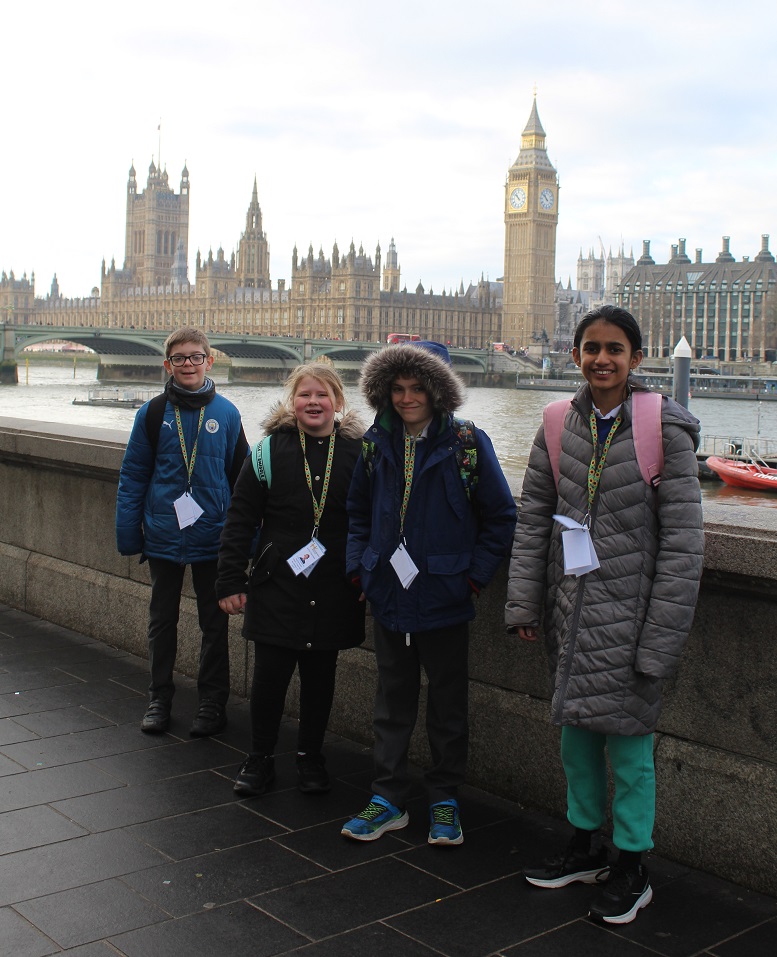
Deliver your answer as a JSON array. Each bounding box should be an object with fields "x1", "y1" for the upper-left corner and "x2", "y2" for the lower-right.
[
  {"x1": 140, "y1": 700, "x2": 170, "y2": 734},
  {"x1": 297, "y1": 753, "x2": 331, "y2": 793},
  {"x1": 588, "y1": 864, "x2": 653, "y2": 924},
  {"x1": 189, "y1": 700, "x2": 227, "y2": 737},
  {"x1": 524, "y1": 838, "x2": 609, "y2": 888},
  {"x1": 234, "y1": 753, "x2": 275, "y2": 796}
]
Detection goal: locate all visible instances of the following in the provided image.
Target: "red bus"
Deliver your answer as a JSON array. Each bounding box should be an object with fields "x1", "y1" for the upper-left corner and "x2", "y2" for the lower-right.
[{"x1": 386, "y1": 333, "x2": 421, "y2": 345}]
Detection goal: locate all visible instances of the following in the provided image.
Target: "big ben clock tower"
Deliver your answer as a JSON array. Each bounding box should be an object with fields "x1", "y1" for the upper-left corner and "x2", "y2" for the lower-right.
[{"x1": 502, "y1": 96, "x2": 559, "y2": 348}]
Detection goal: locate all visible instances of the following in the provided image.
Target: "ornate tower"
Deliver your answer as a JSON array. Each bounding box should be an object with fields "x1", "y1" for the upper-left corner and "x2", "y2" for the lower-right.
[
  {"x1": 124, "y1": 160, "x2": 190, "y2": 288},
  {"x1": 577, "y1": 248, "x2": 605, "y2": 299},
  {"x1": 236, "y1": 178, "x2": 271, "y2": 288},
  {"x1": 502, "y1": 97, "x2": 559, "y2": 346},
  {"x1": 606, "y1": 243, "x2": 634, "y2": 301},
  {"x1": 382, "y1": 237, "x2": 401, "y2": 292}
]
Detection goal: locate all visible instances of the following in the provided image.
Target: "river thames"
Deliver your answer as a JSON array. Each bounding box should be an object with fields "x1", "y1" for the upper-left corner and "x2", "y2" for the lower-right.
[{"x1": 3, "y1": 361, "x2": 777, "y2": 507}]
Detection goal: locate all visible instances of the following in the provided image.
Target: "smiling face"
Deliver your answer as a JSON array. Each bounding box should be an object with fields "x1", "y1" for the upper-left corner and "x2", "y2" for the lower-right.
[
  {"x1": 572, "y1": 319, "x2": 643, "y2": 414},
  {"x1": 293, "y1": 375, "x2": 341, "y2": 437},
  {"x1": 163, "y1": 340, "x2": 214, "y2": 391},
  {"x1": 391, "y1": 376, "x2": 433, "y2": 436}
]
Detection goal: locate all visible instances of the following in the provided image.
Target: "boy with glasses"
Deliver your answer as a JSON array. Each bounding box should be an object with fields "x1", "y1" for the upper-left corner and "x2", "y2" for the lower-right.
[{"x1": 116, "y1": 329, "x2": 248, "y2": 736}]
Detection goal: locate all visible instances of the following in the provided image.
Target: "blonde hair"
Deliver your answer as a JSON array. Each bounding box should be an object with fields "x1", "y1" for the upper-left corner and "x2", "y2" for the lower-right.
[
  {"x1": 283, "y1": 361, "x2": 347, "y2": 416},
  {"x1": 164, "y1": 328, "x2": 211, "y2": 358}
]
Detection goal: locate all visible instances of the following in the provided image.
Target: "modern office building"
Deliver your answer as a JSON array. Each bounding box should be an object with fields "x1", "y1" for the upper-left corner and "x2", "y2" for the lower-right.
[{"x1": 617, "y1": 236, "x2": 777, "y2": 361}]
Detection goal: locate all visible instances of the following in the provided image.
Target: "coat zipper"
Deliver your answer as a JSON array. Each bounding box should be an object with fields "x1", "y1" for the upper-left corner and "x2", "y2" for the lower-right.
[{"x1": 552, "y1": 494, "x2": 600, "y2": 725}]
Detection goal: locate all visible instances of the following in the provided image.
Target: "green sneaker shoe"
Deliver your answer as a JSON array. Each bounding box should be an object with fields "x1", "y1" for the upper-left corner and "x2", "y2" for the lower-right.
[
  {"x1": 428, "y1": 799, "x2": 463, "y2": 845},
  {"x1": 341, "y1": 795, "x2": 409, "y2": 841}
]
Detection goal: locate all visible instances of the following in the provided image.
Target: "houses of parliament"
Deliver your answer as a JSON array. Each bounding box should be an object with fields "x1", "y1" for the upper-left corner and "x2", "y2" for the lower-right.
[{"x1": 2, "y1": 97, "x2": 776, "y2": 363}]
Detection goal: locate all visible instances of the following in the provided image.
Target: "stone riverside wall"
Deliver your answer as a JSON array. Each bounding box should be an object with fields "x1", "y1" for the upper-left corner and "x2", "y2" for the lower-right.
[{"x1": 0, "y1": 416, "x2": 775, "y2": 897}]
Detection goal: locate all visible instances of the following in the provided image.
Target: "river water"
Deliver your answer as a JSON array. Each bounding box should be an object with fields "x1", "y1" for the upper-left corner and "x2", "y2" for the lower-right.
[{"x1": 3, "y1": 362, "x2": 777, "y2": 508}]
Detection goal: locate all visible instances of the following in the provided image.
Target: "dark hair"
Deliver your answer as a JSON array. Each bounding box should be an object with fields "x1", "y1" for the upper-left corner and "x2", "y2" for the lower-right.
[
  {"x1": 573, "y1": 305, "x2": 642, "y2": 353},
  {"x1": 164, "y1": 327, "x2": 211, "y2": 358}
]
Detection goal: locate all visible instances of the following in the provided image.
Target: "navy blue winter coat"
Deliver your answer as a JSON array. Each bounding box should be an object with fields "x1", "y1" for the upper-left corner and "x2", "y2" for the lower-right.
[
  {"x1": 116, "y1": 386, "x2": 248, "y2": 564},
  {"x1": 347, "y1": 409, "x2": 516, "y2": 633}
]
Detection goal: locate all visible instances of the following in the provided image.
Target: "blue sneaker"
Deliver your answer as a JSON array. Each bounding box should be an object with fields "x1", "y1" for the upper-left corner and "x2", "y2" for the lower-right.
[
  {"x1": 341, "y1": 795, "x2": 409, "y2": 841},
  {"x1": 428, "y1": 799, "x2": 463, "y2": 845}
]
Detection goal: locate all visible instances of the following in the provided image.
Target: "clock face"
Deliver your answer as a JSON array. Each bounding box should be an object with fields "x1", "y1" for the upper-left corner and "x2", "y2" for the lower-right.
[
  {"x1": 540, "y1": 188, "x2": 555, "y2": 210},
  {"x1": 509, "y1": 187, "x2": 527, "y2": 210}
]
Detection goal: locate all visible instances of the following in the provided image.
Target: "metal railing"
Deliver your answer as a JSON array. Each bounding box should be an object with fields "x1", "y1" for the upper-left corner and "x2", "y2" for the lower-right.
[{"x1": 698, "y1": 435, "x2": 777, "y2": 459}]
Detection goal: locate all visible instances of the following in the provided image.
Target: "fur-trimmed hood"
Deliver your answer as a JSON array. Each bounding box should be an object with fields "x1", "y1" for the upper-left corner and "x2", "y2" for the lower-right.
[
  {"x1": 260, "y1": 405, "x2": 365, "y2": 440},
  {"x1": 360, "y1": 343, "x2": 465, "y2": 414}
]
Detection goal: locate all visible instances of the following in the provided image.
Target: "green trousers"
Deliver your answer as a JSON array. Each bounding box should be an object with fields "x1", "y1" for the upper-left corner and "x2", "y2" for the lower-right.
[{"x1": 561, "y1": 726, "x2": 655, "y2": 853}]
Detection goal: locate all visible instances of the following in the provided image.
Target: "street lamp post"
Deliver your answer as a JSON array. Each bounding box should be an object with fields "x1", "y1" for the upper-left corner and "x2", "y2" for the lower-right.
[{"x1": 673, "y1": 335, "x2": 692, "y2": 409}]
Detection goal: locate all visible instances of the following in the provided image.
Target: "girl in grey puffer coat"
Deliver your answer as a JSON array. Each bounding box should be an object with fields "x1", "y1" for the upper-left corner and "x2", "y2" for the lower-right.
[{"x1": 506, "y1": 306, "x2": 704, "y2": 925}]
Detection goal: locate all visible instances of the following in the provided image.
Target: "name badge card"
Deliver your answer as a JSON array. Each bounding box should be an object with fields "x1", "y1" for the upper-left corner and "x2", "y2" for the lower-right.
[
  {"x1": 287, "y1": 538, "x2": 327, "y2": 577},
  {"x1": 390, "y1": 543, "x2": 419, "y2": 589},
  {"x1": 173, "y1": 492, "x2": 204, "y2": 529},
  {"x1": 553, "y1": 514, "x2": 600, "y2": 577}
]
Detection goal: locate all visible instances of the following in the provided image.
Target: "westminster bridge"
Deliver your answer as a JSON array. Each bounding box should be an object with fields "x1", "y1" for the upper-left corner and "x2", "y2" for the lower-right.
[{"x1": 0, "y1": 324, "x2": 521, "y2": 385}]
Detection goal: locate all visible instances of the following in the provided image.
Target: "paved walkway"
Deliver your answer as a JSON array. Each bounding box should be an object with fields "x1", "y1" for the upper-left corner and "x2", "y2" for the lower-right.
[{"x1": 0, "y1": 604, "x2": 774, "y2": 957}]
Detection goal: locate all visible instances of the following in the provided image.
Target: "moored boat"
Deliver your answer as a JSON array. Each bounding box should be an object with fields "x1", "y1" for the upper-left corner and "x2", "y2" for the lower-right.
[
  {"x1": 705, "y1": 455, "x2": 777, "y2": 492},
  {"x1": 72, "y1": 387, "x2": 161, "y2": 408}
]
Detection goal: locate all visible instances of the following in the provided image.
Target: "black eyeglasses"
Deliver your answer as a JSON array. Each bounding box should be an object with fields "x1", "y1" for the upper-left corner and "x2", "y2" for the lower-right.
[{"x1": 168, "y1": 353, "x2": 208, "y2": 367}]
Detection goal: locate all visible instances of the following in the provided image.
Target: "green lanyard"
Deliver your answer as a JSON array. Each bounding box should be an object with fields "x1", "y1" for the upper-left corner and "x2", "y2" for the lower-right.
[
  {"x1": 586, "y1": 409, "x2": 621, "y2": 513},
  {"x1": 175, "y1": 405, "x2": 205, "y2": 490},
  {"x1": 299, "y1": 430, "x2": 335, "y2": 537},
  {"x1": 399, "y1": 431, "x2": 417, "y2": 537}
]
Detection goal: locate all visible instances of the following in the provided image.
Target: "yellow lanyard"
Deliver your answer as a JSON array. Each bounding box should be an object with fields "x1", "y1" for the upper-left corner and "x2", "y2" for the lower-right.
[
  {"x1": 586, "y1": 409, "x2": 621, "y2": 513},
  {"x1": 175, "y1": 405, "x2": 205, "y2": 490},
  {"x1": 399, "y1": 431, "x2": 417, "y2": 537},
  {"x1": 299, "y1": 430, "x2": 335, "y2": 537}
]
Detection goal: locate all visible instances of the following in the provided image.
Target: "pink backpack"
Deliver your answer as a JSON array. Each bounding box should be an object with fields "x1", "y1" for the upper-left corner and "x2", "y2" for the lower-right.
[{"x1": 542, "y1": 390, "x2": 664, "y2": 490}]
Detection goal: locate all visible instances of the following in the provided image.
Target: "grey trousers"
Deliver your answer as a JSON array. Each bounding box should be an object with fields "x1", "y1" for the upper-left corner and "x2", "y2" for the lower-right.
[{"x1": 371, "y1": 619, "x2": 469, "y2": 808}]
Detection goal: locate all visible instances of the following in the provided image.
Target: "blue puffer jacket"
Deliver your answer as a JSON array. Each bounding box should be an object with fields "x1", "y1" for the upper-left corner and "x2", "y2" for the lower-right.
[
  {"x1": 116, "y1": 387, "x2": 248, "y2": 563},
  {"x1": 347, "y1": 409, "x2": 516, "y2": 633}
]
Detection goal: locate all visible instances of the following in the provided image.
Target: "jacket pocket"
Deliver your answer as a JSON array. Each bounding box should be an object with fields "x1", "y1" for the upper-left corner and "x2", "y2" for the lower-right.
[
  {"x1": 250, "y1": 541, "x2": 280, "y2": 584},
  {"x1": 427, "y1": 552, "x2": 472, "y2": 604},
  {"x1": 360, "y1": 545, "x2": 380, "y2": 572}
]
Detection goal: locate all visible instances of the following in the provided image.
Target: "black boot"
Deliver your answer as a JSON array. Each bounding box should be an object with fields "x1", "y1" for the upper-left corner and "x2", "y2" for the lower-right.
[{"x1": 296, "y1": 753, "x2": 330, "y2": 794}]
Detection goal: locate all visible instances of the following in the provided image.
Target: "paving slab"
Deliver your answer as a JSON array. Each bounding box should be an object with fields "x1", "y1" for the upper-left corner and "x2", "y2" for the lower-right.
[{"x1": 0, "y1": 608, "x2": 773, "y2": 956}]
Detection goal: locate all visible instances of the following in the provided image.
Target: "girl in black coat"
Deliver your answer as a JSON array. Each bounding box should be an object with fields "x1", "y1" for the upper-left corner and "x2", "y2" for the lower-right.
[{"x1": 217, "y1": 362, "x2": 365, "y2": 795}]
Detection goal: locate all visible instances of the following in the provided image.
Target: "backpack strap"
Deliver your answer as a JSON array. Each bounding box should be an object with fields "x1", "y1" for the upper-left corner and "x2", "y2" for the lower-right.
[
  {"x1": 361, "y1": 437, "x2": 377, "y2": 480},
  {"x1": 361, "y1": 419, "x2": 480, "y2": 501},
  {"x1": 631, "y1": 391, "x2": 664, "y2": 487},
  {"x1": 542, "y1": 399, "x2": 571, "y2": 491},
  {"x1": 542, "y1": 391, "x2": 664, "y2": 490},
  {"x1": 145, "y1": 393, "x2": 169, "y2": 456},
  {"x1": 452, "y1": 418, "x2": 479, "y2": 502},
  {"x1": 251, "y1": 435, "x2": 273, "y2": 487}
]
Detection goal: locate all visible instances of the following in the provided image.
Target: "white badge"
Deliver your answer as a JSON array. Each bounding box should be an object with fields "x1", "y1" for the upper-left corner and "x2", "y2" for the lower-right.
[
  {"x1": 287, "y1": 538, "x2": 327, "y2": 577},
  {"x1": 173, "y1": 492, "x2": 204, "y2": 529},
  {"x1": 553, "y1": 514, "x2": 600, "y2": 577},
  {"x1": 390, "y1": 543, "x2": 419, "y2": 589}
]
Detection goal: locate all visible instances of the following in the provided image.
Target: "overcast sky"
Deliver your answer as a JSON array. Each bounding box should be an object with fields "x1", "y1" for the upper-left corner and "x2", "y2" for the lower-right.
[{"x1": 2, "y1": 0, "x2": 775, "y2": 301}]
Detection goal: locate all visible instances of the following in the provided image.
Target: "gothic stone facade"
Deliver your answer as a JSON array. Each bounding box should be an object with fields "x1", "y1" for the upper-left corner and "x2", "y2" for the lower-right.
[{"x1": 17, "y1": 163, "x2": 502, "y2": 348}]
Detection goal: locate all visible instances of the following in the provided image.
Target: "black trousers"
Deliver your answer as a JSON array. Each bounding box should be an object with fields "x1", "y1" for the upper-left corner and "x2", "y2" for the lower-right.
[
  {"x1": 147, "y1": 557, "x2": 230, "y2": 706},
  {"x1": 372, "y1": 619, "x2": 469, "y2": 808},
  {"x1": 250, "y1": 643, "x2": 339, "y2": 757}
]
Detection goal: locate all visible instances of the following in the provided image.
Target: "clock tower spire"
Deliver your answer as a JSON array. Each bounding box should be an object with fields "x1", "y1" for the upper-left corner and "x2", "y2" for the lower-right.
[{"x1": 502, "y1": 96, "x2": 559, "y2": 348}]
